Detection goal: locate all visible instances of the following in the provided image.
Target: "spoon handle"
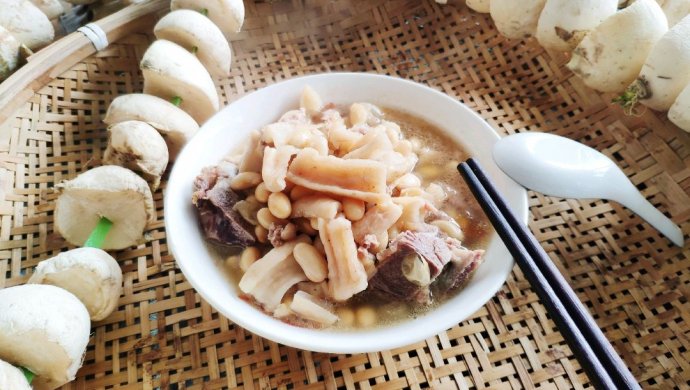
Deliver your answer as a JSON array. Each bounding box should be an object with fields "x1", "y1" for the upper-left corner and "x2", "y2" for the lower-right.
[{"x1": 614, "y1": 187, "x2": 684, "y2": 247}]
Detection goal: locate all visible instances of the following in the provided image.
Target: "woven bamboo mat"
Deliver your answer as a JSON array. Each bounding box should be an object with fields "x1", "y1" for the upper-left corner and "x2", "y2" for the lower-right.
[{"x1": 1, "y1": 0, "x2": 690, "y2": 388}]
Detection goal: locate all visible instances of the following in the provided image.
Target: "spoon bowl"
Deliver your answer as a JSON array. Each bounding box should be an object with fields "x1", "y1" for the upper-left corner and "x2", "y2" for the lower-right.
[{"x1": 493, "y1": 132, "x2": 684, "y2": 247}]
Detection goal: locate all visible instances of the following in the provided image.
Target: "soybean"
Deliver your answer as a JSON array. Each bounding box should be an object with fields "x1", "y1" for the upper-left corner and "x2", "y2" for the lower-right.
[
  {"x1": 254, "y1": 183, "x2": 269, "y2": 203},
  {"x1": 268, "y1": 192, "x2": 292, "y2": 219},
  {"x1": 239, "y1": 247, "x2": 260, "y2": 272},
  {"x1": 342, "y1": 198, "x2": 365, "y2": 221},
  {"x1": 336, "y1": 306, "x2": 355, "y2": 327},
  {"x1": 293, "y1": 242, "x2": 328, "y2": 282},
  {"x1": 356, "y1": 305, "x2": 377, "y2": 327},
  {"x1": 280, "y1": 222, "x2": 297, "y2": 241},
  {"x1": 255, "y1": 225, "x2": 268, "y2": 243},
  {"x1": 257, "y1": 207, "x2": 280, "y2": 230}
]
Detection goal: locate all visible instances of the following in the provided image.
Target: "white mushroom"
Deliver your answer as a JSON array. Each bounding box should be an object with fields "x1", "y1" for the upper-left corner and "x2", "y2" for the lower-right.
[
  {"x1": 661, "y1": 0, "x2": 690, "y2": 26},
  {"x1": 668, "y1": 82, "x2": 690, "y2": 131},
  {"x1": 0, "y1": 0, "x2": 54, "y2": 50},
  {"x1": 489, "y1": 0, "x2": 547, "y2": 39},
  {"x1": 103, "y1": 120, "x2": 169, "y2": 191},
  {"x1": 0, "y1": 284, "x2": 90, "y2": 390},
  {"x1": 54, "y1": 165, "x2": 156, "y2": 250},
  {"x1": 621, "y1": 14, "x2": 690, "y2": 111},
  {"x1": 103, "y1": 94, "x2": 199, "y2": 161},
  {"x1": 140, "y1": 39, "x2": 219, "y2": 124},
  {"x1": 567, "y1": 0, "x2": 668, "y2": 93},
  {"x1": 171, "y1": 0, "x2": 245, "y2": 37},
  {"x1": 0, "y1": 359, "x2": 32, "y2": 390},
  {"x1": 536, "y1": 0, "x2": 618, "y2": 52},
  {"x1": 28, "y1": 247, "x2": 123, "y2": 321},
  {"x1": 466, "y1": 0, "x2": 490, "y2": 13},
  {"x1": 29, "y1": 0, "x2": 63, "y2": 19},
  {"x1": 0, "y1": 26, "x2": 21, "y2": 82},
  {"x1": 154, "y1": 9, "x2": 232, "y2": 78}
]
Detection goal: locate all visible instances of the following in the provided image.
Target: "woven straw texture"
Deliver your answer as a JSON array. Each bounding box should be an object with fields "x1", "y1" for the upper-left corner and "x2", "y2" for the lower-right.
[{"x1": 2, "y1": 0, "x2": 690, "y2": 388}]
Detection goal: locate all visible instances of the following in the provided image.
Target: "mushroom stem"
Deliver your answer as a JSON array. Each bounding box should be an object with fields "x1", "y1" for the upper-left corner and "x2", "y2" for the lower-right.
[
  {"x1": 170, "y1": 96, "x2": 183, "y2": 107},
  {"x1": 20, "y1": 366, "x2": 34, "y2": 384},
  {"x1": 83, "y1": 217, "x2": 113, "y2": 248}
]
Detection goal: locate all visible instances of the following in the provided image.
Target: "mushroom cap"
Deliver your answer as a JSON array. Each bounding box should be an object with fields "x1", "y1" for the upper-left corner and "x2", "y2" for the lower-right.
[
  {"x1": 54, "y1": 165, "x2": 156, "y2": 250},
  {"x1": 0, "y1": 0, "x2": 54, "y2": 50},
  {"x1": 0, "y1": 359, "x2": 32, "y2": 390},
  {"x1": 0, "y1": 284, "x2": 90, "y2": 390},
  {"x1": 140, "y1": 39, "x2": 219, "y2": 124},
  {"x1": 103, "y1": 94, "x2": 199, "y2": 161},
  {"x1": 28, "y1": 247, "x2": 123, "y2": 321},
  {"x1": 0, "y1": 26, "x2": 20, "y2": 81},
  {"x1": 29, "y1": 0, "x2": 64, "y2": 19},
  {"x1": 171, "y1": 0, "x2": 244, "y2": 37},
  {"x1": 103, "y1": 120, "x2": 169, "y2": 191},
  {"x1": 154, "y1": 9, "x2": 232, "y2": 78}
]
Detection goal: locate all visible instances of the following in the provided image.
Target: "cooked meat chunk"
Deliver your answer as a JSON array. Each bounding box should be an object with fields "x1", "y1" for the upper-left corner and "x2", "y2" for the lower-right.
[
  {"x1": 268, "y1": 223, "x2": 285, "y2": 247},
  {"x1": 370, "y1": 231, "x2": 484, "y2": 303},
  {"x1": 193, "y1": 165, "x2": 256, "y2": 247},
  {"x1": 433, "y1": 240, "x2": 484, "y2": 292}
]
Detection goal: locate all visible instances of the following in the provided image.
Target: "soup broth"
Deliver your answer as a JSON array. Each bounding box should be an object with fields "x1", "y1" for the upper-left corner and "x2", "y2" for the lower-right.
[{"x1": 206, "y1": 106, "x2": 491, "y2": 330}]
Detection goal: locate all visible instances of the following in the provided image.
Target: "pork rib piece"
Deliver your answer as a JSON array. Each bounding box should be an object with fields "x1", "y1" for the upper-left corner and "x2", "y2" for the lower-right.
[
  {"x1": 371, "y1": 231, "x2": 484, "y2": 303},
  {"x1": 193, "y1": 164, "x2": 256, "y2": 247}
]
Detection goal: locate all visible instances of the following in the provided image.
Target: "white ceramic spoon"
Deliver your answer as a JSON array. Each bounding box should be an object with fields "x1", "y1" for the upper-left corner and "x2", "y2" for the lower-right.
[{"x1": 493, "y1": 132, "x2": 684, "y2": 247}]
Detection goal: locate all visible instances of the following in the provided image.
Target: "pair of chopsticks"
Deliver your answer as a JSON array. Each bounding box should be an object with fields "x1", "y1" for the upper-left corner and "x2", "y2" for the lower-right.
[{"x1": 458, "y1": 159, "x2": 640, "y2": 390}]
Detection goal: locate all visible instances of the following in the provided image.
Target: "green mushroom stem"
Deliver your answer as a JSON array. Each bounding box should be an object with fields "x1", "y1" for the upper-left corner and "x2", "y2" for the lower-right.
[
  {"x1": 20, "y1": 366, "x2": 34, "y2": 384},
  {"x1": 170, "y1": 96, "x2": 183, "y2": 107},
  {"x1": 83, "y1": 217, "x2": 113, "y2": 248}
]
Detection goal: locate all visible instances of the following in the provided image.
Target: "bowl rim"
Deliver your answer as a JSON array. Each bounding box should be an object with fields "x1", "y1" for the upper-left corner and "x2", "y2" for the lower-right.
[{"x1": 165, "y1": 72, "x2": 528, "y2": 353}]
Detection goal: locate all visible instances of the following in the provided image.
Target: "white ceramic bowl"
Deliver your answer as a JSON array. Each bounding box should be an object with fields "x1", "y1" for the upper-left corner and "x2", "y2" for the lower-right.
[{"x1": 165, "y1": 73, "x2": 528, "y2": 353}]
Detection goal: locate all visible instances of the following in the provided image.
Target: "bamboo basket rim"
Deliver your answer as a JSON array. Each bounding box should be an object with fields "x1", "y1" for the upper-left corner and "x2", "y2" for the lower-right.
[{"x1": 0, "y1": 0, "x2": 168, "y2": 126}]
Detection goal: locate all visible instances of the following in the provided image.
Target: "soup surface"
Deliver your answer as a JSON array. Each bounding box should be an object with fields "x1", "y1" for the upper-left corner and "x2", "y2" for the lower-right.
[{"x1": 193, "y1": 89, "x2": 491, "y2": 330}]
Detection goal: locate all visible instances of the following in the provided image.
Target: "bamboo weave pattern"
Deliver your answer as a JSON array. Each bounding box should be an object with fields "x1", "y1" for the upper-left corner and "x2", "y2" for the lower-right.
[{"x1": 1, "y1": 0, "x2": 689, "y2": 388}]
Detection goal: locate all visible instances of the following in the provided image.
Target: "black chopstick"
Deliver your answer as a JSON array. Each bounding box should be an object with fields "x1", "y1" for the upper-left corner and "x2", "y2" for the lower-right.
[{"x1": 458, "y1": 159, "x2": 640, "y2": 390}]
